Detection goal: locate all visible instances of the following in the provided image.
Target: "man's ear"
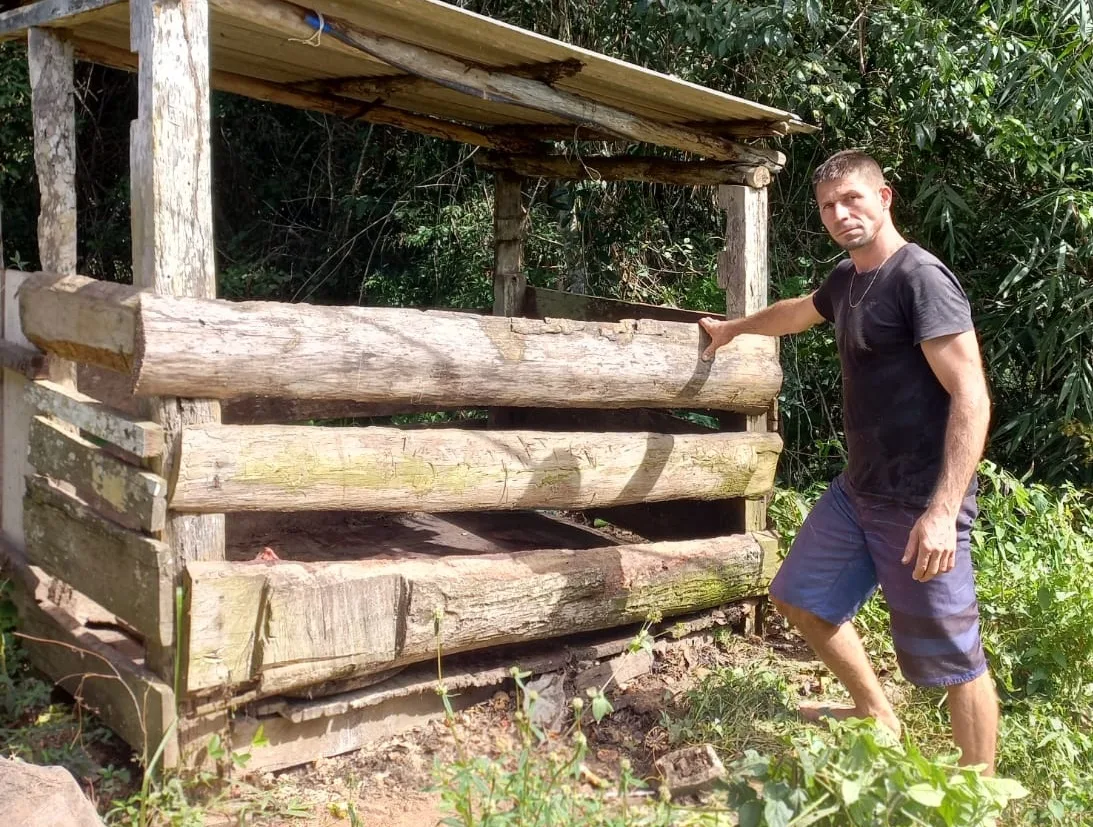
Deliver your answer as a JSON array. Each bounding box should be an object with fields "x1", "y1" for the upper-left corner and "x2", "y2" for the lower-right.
[{"x1": 879, "y1": 184, "x2": 894, "y2": 211}]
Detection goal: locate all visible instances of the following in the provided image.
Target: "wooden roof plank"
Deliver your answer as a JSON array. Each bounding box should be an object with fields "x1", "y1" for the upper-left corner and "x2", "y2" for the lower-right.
[{"x1": 0, "y1": 0, "x2": 122, "y2": 41}]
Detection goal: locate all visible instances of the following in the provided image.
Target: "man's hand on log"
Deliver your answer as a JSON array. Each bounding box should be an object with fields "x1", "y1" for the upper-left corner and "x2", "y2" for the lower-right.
[{"x1": 699, "y1": 318, "x2": 740, "y2": 362}]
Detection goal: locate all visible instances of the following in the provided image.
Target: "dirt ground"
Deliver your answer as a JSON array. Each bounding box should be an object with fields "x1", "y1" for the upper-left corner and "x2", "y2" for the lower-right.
[{"x1": 205, "y1": 624, "x2": 822, "y2": 827}]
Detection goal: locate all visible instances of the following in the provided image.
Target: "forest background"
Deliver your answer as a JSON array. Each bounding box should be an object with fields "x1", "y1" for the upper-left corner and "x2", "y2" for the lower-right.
[{"x1": 1, "y1": 0, "x2": 1091, "y2": 491}]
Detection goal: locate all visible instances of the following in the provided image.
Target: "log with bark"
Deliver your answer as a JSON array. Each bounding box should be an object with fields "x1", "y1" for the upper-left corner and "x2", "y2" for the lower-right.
[{"x1": 19, "y1": 273, "x2": 782, "y2": 413}]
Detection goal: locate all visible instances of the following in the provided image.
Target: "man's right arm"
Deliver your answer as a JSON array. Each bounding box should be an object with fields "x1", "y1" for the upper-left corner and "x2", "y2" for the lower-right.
[{"x1": 699, "y1": 293, "x2": 826, "y2": 361}]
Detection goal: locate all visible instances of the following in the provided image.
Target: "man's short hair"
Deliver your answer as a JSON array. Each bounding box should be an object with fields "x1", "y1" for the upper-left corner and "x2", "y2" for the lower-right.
[{"x1": 812, "y1": 150, "x2": 885, "y2": 189}]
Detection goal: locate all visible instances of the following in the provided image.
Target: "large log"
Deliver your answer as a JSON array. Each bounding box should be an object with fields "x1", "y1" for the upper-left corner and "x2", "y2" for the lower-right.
[
  {"x1": 184, "y1": 531, "x2": 778, "y2": 694},
  {"x1": 169, "y1": 425, "x2": 781, "y2": 513},
  {"x1": 19, "y1": 274, "x2": 782, "y2": 413}
]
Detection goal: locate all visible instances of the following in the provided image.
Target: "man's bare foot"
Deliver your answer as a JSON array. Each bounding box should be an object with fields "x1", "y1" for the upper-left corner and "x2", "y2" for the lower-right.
[{"x1": 798, "y1": 702, "x2": 902, "y2": 739}]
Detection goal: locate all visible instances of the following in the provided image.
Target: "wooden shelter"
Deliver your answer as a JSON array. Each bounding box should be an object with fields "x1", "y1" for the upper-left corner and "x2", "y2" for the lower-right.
[{"x1": 0, "y1": 0, "x2": 810, "y2": 771}]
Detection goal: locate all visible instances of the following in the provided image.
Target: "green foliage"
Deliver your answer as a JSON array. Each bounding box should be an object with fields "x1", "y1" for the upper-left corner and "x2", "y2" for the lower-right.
[
  {"x1": 726, "y1": 720, "x2": 1028, "y2": 827},
  {"x1": 769, "y1": 464, "x2": 1093, "y2": 822}
]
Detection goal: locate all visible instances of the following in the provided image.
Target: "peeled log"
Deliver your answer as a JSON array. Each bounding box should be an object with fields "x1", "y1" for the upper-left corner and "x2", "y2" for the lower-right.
[
  {"x1": 18, "y1": 274, "x2": 781, "y2": 413},
  {"x1": 170, "y1": 425, "x2": 782, "y2": 513},
  {"x1": 184, "y1": 531, "x2": 778, "y2": 694}
]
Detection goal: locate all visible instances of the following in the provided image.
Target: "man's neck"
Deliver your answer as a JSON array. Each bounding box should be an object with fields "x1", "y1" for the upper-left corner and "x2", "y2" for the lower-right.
[{"x1": 849, "y1": 227, "x2": 908, "y2": 272}]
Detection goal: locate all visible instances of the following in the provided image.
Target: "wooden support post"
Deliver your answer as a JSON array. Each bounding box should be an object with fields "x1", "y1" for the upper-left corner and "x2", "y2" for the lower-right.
[
  {"x1": 490, "y1": 171, "x2": 526, "y2": 427},
  {"x1": 492, "y1": 172, "x2": 527, "y2": 316},
  {"x1": 718, "y1": 183, "x2": 771, "y2": 534},
  {"x1": 129, "y1": 0, "x2": 224, "y2": 563},
  {"x1": 4, "y1": 29, "x2": 81, "y2": 544}
]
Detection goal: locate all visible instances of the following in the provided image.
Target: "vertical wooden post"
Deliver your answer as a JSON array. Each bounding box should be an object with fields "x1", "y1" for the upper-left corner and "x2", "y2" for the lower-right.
[
  {"x1": 3, "y1": 30, "x2": 81, "y2": 546},
  {"x1": 718, "y1": 183, "x2": 771, "y2": 534},
  {"x1": 130, "y1": 0, "x2": 222, "y2": 692},
  {"x1": 490, "y1": 171, "x2": 527, "y2": 428},
  {"x1": 492, "y1": 171, "x2": 527, "y2": 316}
]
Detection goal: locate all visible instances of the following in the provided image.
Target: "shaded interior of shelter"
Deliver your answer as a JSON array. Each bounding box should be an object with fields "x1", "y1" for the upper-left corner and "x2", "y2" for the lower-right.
[{"x1": 225, "y1": 509, "x2": 622, "y2": 564}]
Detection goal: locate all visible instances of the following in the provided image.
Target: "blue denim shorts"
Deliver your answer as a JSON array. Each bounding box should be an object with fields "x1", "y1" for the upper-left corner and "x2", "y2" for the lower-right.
[{"x1": 770, "y1": 474, "x2": 987, "y2": 688}]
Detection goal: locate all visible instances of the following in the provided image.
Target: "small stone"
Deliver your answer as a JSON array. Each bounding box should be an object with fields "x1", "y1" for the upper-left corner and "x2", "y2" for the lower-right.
[
  {"x1": 523, "y1": 672, "x2": 567, "y2": 732},
  {"x1": 654, "y1": 744, "x2": 726, "y2": 799}
]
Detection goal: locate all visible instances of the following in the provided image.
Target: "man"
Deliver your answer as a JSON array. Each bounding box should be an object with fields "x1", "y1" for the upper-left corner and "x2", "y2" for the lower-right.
[{"x1": 699, "y1": 150, "x2": 998, "y2": 772}]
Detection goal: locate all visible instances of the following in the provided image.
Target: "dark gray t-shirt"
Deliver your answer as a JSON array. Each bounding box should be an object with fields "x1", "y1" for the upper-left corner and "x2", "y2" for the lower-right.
[{"x1": 812, "y1": 243, "x2": 975, "y2": 506}]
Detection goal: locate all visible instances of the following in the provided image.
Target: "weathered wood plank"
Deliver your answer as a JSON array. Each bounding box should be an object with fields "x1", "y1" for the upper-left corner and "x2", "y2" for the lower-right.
[
  {"x1": 10, "y1": 581, "x2": 177, "y2": 767},
  {"x1": 25, "y1": 378, "x2": 165, "y2": 458},
  {"x1": 19, "y1": 274, "x2": 782, "y2": 413},
  {"x1": 29, "y1": 415, "x2": 168, "y2": 532},
  {"x1": 130, "y1": 0, "x2": 225, "y2": 568},
  {"x1": 66, "y1": 36, "x2": 540, "y2": 154},
  {"x1": 211, "y1": 0, "x2": 785, "y2": 166},
  {"x1": 523, "y1": 286, "x2": 713, "y2": 325},
  {"x1": 184, "y1": 532, "x2": 777, "y2": 694},
  {"x1": 170, "y1": 425, "x2": 782, "y2": 513},
  {"x1": 23, "y1": 475, "x2": 174, "y2": 646},
  {"x1": 719, "y1": 183, "x2": 772, "y2": 534},
  {"x1": 476, "y1": 153, "x2": 772, "y2": 187},
  {"x1": 0, "y1": 0, "x2": 122, "y2": 41}
]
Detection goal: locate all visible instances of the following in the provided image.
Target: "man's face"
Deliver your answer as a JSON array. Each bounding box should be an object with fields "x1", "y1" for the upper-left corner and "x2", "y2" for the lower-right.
[{"x1": 815, "y1": 172, "x2": 892, "y2": 251}]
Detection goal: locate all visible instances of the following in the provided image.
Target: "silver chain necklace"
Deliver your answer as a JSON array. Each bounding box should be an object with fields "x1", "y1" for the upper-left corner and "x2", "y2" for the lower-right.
[{"x1": 848, "y1": 247, "x2": 901, "y2": 308}]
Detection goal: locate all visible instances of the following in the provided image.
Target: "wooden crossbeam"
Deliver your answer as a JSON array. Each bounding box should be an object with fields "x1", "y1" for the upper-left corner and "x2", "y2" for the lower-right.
[
  {"x1": 19, "y1": 273, "x2": 783, "y2": 413},
  {"x1": 0, "y1": 339, "x2": 48, "y2": 379},
  {"x1": 475, "y1": 152, "x2": 772, "y2": 187},
  {"x1": 0, "y1": 0, "x2": 122, "y2": 41},
  {"x1": 185, "y1": 531, "x2": 778, "y2": 695},
  {"x1": 209, "y1": 0, "x2": 784, "y2": 166},
  {"x1": 67, "y1": 35, "x2": 539, "y2": 154}
]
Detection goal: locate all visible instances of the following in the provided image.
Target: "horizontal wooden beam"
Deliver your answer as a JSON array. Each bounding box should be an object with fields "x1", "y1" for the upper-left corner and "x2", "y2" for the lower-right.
[
  {"x1": 23, "y1": 475, "x2": 174, "y2": 647},
  {"x1": 29, "y1": 416, "x2": 167, "y2": 532},
  {"x1": 18, "y1": 271, "x2": 140, "y2": 372},
  {"x1": 488, "y1": 118, "x2": 795, "y2": 143},
  {"x1": 475, "y1": 153, "x2": 772, "y2": 187},
  {"x1": 10, "y1": 581, "x2": 177, "y2": 767},
  {"x1": 26, "y1": 377, "x2": 165, "y2": 457},
  {"x1": 0, "y1": 0, "x2": 121, "y2": 41},
  {"x1": 209, "y1": 0, "x2": 783, "y2": 166},
  {"x1": 20, "y1": 273, "x2": 782, "y2": 413},
  {"x1": 66, "y1": 36, "x2": 539, "y2": 154},
  {"x1": 184, "y1": 531, "x2": 777, "y2": 694},
  {"x1": 523, "y1": 286, "x2": 714, "y2": 325},
  {"x1": 169, "y1": 425, "x2": 781, "y2": 513},
  {"x1": 0, "y1": 339, "x2": 49, "y2": 379}
]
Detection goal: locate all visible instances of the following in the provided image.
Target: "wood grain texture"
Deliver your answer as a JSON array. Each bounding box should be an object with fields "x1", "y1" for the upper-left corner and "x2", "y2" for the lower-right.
[
  {"x1": 492, "y1": 171, "x2": 526, "y2": 317},
  {"x1": 0, "y1": 339, "x2": 49, "y2": 380},
  {"x1": 3, "y1": 271, "x2": 35, "y2": 546},
  {"x1": 0, "y1": 0, "x2": 122, "y2": 41},
  {"x1": 170, "y1": 425, "x2": 782, "y2": 513},
  {"x1": 130, "y1": 0, "x2": 224, "y2": 564},
  {"x1": 132, "y1": 298, "x2": 780, "y2": 412},
  {"x1": 16, "y1": 274, "x2": 781, "y2": 411},
  {"x1": 25, "y1": 378, "x2": 165, "y2": 457},
  {"x1": 210, "y1": 0, "x2": 785, "y2": 165},
  {"x1": 18, "y1": 272, "x2": 141, "y2": 373},
  {"x1": 23, "y1": 475, "x2": 174, "y2": 646},
  {"x1": 184, "y1": 531, "x2": 776, "y2": 694},
  {"x1": 719, "y1": 183, "x2": 772, "y2": 534},
  {"x1": 29, "y1": 415, "x2": 168, "y2": 532}
]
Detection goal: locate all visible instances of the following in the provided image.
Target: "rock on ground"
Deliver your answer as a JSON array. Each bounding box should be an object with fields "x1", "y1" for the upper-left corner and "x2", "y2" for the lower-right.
[{"x1": 0, "y1": 757, "x2": 104, "y2": 827}]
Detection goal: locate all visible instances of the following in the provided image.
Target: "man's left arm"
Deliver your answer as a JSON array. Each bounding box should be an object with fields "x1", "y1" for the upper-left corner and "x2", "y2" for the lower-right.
[{"x1": 901, "y1": 330, "x2": 992, "y2": 582}]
